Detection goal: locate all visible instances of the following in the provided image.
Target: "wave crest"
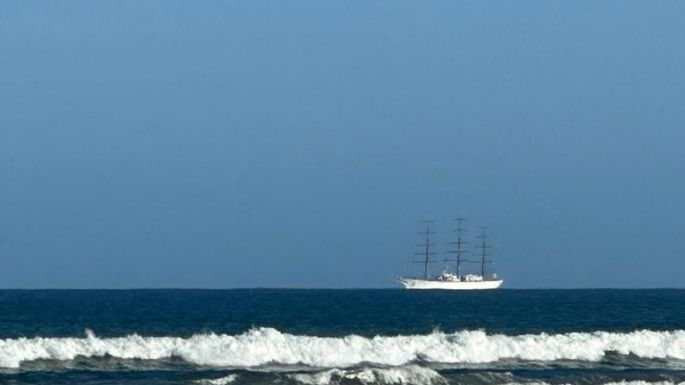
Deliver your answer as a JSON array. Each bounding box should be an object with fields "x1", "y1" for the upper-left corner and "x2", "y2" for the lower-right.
[
  {"x1": 289, "y1": 365, "x2": 445, "y2": 385},
  {"x1": 2, "y1": 328, "x2": 685, "y2": 369},
  {"x1": 195, "y1": 374, "x2": 238, "y2": 385}
]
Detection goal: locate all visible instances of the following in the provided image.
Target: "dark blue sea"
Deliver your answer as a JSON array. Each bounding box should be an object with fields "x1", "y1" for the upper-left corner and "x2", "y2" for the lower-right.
[{"x1": 1, "y1": 289, "x2": 685, "y2": 385}]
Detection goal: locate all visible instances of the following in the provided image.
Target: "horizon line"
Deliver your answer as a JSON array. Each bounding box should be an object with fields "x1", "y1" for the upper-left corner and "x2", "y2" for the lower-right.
[{"x1": 1, "y1": 287, "x2": 684, "y2": 290}]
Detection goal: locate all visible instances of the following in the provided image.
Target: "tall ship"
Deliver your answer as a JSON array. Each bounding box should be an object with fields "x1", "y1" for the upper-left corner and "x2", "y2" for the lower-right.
[{"x1": 397, "y1": 218, "x2": 503, "y2": 290}]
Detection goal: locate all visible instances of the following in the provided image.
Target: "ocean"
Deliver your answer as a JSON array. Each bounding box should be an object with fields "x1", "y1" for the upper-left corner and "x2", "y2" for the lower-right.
[{"x1": 1, "y1": 289, "x2": 685, "y2": 385}]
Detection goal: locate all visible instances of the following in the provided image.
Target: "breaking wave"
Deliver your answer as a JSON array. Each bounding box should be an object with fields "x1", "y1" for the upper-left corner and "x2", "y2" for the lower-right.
[
  {"x1": 2, "y1": 328, "x2": 685, "y2": 369},
  {"x1": 195, "y1": 374, "x2": 238, "y2": 385},
  {"x1": 193, "y1": 373, "x2": 685, "y2": 385},
  {"x1": 288, "y1": 365, "x2": 445, "y2": 385}
]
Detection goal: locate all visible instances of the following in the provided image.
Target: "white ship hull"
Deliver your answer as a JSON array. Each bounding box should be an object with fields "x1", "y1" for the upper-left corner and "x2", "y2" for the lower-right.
[{"x1": 399, "y1": 278, "x2": 503, "y2": 290}]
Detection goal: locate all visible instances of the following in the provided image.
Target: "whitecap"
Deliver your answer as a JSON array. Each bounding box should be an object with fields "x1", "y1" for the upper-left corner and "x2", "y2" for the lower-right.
[{"x1": 2, "y1": 328, "x2": 685, "y2": 369}]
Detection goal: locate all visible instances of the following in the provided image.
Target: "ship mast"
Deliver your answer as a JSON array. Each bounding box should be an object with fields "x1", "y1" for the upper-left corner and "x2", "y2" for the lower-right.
[
  {"x1": 414, "y1": 219, "x2": 436, "y2": 279},
  {"x1": 476, "y1": 226, "x2": 492, "y2": 277},
  {"x1": 446, "y1": 218, "x2": 468, "y2": 276}
]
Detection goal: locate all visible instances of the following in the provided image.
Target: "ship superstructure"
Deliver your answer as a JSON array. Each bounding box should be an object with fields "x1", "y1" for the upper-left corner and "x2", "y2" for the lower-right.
[{"x1": 397, "y1": 218, "x2": 503, "y2": 290}]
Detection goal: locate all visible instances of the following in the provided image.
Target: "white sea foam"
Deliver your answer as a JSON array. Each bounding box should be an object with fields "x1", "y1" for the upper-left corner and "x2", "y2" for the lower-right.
[
  {"x1": 289, "y1": 365, "x2": 445, "y2": 385},
  {"x1": 195, "y1": 374, "x2": 238, "y2": 385},
  {"x1": 2, "y1": 328, "x2": 685, "y2": 369}
]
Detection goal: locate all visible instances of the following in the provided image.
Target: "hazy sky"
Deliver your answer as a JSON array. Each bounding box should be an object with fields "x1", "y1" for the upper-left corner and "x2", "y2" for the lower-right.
[{"x1": 1, "y1": 1, "x2": 683, "y2": 288}]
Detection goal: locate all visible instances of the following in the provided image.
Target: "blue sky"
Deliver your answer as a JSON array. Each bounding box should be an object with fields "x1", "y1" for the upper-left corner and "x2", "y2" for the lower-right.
[{"x1": 0, "y1": 1, "x2": 683, "y2": 288}]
